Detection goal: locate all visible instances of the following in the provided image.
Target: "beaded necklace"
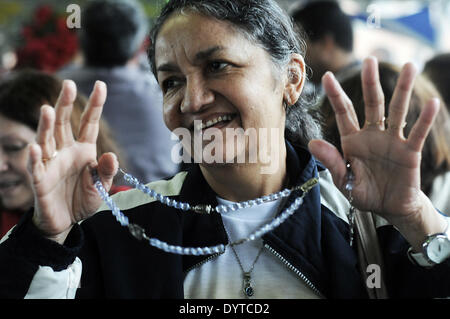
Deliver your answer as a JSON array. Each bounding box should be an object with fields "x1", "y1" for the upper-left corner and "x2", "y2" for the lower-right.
[{"x1": 92, "y1": 169, "x2": 318, "y2": 256}]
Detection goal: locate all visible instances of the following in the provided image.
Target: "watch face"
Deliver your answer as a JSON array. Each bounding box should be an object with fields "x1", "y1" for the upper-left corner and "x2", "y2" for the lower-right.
[{"x1": 426, "y1": 235, "x2": 450, "y2": 263}]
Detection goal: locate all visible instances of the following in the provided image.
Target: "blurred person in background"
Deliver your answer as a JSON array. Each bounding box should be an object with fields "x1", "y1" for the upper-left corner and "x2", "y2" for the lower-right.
[
  {"x1": 0, "y1": 70, "x2": 128, "y2": 237},
  {"x1": 423, "y1": 53, "x2": 450, "y2": 112},
  {"x1": 292, "y1": 0, "x2": 359, "y2": 98},
  {"x1": 59, "y1": 0, "x2": 179, "y2": 183},
  {"x1": 319, "y1": 61, "x2": 450, "y2": 214}
]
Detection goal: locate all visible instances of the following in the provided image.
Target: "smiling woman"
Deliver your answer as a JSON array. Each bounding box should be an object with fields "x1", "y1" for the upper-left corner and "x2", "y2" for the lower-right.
[
  {"x1": 0, "y1": 0, "x2": 449, "y2": 300},
  {"x1": 155, "y1": 13, "x2": 292, "y2": 184},
  {"x1": 0, "y1": 116, "x2": 35, "y2": 214},
  {"x1": 149, "y1": 0, "x2": 322, "y2": 148}
]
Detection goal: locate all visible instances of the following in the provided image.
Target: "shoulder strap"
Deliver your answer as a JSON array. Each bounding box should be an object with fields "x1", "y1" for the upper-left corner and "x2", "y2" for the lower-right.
[{"x1": 354, "y1": 210, "x2": 389, "y2": 299}]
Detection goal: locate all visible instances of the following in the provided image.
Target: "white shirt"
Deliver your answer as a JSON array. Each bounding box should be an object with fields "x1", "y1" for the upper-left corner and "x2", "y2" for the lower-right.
[
  {"x1": 429, "y1": 171, "x2": 450, "y2": 216},
  {"x1": 183, "y1": 197, "x2": 322, "y2": 299}
]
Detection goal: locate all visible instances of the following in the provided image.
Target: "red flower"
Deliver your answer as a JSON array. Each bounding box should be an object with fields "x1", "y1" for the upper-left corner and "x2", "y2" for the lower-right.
[
  {"x1": 15, "y1": 5, "x2": 79, "y2": 72},
  {"x1": 34, "y1": 5, "x2": 53, "y2": 26},
  {"x1": 21, "y1": 26, "x2": 34, "y2": 40},
  {"x1": 56, "y1": 17, "x2": 68, "y2": 33}
]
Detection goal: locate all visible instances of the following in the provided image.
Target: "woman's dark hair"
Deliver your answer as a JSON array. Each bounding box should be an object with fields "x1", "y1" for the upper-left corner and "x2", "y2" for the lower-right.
[
  {"x1": 0, "y1": 70, "x2": 60, "y2": 131},
  {"x1": 148, "y1": 0, "x2": 322, "y2": 147},
  {"x1": 320, "y1": 62, "x2": 450, "y2": 195},
  {"x1": 423, "y1": 53, "x2": 450, "y2": 112}
]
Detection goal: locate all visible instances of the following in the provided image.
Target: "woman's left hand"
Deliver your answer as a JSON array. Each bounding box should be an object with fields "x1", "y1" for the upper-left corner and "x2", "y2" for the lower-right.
[{"x1": 308, "y1": 56, "x2": 447, "y2": 251}]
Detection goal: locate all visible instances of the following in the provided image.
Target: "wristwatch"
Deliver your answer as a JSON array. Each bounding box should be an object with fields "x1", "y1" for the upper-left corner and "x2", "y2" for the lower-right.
[{"x1": 408, "y1": 218, "x2": 450, "y2": 267}]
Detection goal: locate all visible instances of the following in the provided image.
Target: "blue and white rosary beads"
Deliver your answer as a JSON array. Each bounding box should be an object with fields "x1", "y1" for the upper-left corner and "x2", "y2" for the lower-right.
[
  {"x1": 345, "y1": 161, "x2": 356, "y2": 246},
  {"x1": 119, "y1": 169, "x2": 314, "y2": 215},
  {"x1": 92, "y1": 169, "x2": 318, "y2": 256}
]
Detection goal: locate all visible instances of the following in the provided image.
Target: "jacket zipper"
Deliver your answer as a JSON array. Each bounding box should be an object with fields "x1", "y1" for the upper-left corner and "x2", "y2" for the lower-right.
[
  {"x1": 264, "y1": 244, "x2": 325, "y2": 298},
  {"x1": 184, "y1": 244, "x2": 324, "y2": 298},
  {"x1": 184, "y1": 251, "x2": 224, "y2": 275}
]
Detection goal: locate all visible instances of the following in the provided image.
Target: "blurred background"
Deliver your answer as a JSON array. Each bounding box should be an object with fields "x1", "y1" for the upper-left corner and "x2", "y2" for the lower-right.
[
  {"x1": 0, "y1": 0, "x2": 448, "y2": 75},
  {"x1": 285, "y1": 0, "x2": 450, "y2": 69}
]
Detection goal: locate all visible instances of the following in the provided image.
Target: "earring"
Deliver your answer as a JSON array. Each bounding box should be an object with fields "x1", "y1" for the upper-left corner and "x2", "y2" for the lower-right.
[{"x1": 283, "y1": 95, "x2": 292, "y2": 108}]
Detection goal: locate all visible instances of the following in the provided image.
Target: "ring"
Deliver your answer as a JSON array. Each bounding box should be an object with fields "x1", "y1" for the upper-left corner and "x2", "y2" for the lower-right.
[
  {"x1": 365, "y1": 116, "x2": 385, "y2": 126},
  {"x1": 386, "y1": 119, "x2": 407, "y2": 130},
  {"x1": 42, "y1": 150, "x2": 58, "y2": 163}
]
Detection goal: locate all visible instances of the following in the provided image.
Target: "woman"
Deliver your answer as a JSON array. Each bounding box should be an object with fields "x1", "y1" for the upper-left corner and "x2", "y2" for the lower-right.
[
  {"x1": 320, "y1": 62, "x2": 450, "y2": 213},
  {"x1": 0, "y1": 0, "x2": 449, "y2": 299},
  {"x1": 0, "y1": 70, "x2": 128, "y2": 237}
]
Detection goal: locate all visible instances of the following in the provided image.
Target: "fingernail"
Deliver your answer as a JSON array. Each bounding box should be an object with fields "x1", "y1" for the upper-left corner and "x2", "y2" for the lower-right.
[
  {"x1": 40, "y1": 104, "x2": 52, "y2": 111},
  {"x1": 63, "y1": 79, "x2": 76, "y2": 90},
  {"x1": 367, "y1": 55, "x2": 378, "y2": 63},
  {"x1": 322, "y1": 71, "x2": 335, "y2": 82},
  {"x1": 95, "y1": 80, "x2": 106, "y2": 89}
]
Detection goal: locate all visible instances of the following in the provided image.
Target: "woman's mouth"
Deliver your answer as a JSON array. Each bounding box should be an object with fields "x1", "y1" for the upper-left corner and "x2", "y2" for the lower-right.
[
  {"x1": 194, "y1": 114, "x2": 237, "y2": 131},
  {"x1": 0, "y1": 180, "x2": 22, "y2": 192}
]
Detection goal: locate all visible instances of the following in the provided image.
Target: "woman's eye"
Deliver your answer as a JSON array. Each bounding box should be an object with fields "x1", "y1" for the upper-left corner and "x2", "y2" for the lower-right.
[
  {"x1": 3, "y1": 143, "x2": 27, "y2": 153},
  {"x1": 162, "y1": 78, "x2": 182, "y2": 93},
  {"x1": 207, "y1": 61, "x2": 229, "y2": 73}
]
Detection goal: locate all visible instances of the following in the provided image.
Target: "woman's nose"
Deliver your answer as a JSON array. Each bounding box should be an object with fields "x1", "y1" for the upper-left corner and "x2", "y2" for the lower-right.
[
  {"x1": 0, "y1": 151, "x2": 9, "y2": 172},
  {"x1": 180, "y1": 76, "x2": 214, "y2": 113}
]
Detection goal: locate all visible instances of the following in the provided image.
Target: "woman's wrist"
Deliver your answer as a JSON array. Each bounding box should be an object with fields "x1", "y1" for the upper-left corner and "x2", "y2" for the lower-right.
[
  {"x1": 32, "y1": 211, "x2": 73, "y2": 245},
  {"x1": 388, "y1": 193, "x2": 449, "y2": 252}
]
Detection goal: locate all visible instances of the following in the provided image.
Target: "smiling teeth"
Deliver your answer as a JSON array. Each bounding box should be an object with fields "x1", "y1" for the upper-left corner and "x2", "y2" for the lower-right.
[{"x1": 195, "y1": 114, "x2": 233, "y2": 130}]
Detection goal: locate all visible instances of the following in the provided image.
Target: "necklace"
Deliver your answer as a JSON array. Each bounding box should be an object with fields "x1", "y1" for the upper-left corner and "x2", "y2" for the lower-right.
[
  {"x1": 119, "y1": 169, "x2": 314, "y2": 215},
  {"x1": 92, "y1": 168, "x2": 318, "y2": 256},
  {"x1": 223, "y1": 224, "x2": 264, "y2": 298}
]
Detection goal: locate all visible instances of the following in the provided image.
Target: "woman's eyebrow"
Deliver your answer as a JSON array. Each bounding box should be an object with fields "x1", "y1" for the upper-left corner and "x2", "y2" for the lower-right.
[
  {"x1": 157, "y1": 63, "x2": 179, "y2": 73},
  {"x1": 193, "y1": 46, "x2": 224, "y2": 62},
  {"x1": 156, "y1": 46, "x2": 225, "y2": 73}
]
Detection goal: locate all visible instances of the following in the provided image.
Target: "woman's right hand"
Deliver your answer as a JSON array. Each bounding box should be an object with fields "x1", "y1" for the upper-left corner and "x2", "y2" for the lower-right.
[{"x1": 29, "y1": 80, "x2": 118, "y2": 244}]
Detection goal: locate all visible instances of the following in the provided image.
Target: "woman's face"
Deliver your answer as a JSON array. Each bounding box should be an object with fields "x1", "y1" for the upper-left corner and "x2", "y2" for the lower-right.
[
  {"x1": 155, "y1": 12, "x2": 287, "y2": 167},
  {"x1": 0, "y1": 114, "x2": 35, "y2": 211}
]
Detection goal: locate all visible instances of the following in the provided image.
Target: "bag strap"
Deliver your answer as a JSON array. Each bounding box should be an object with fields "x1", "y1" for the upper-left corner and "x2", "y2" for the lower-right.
[{"x1": 354, "y1": 210, "x2": 389, "y2": 299}]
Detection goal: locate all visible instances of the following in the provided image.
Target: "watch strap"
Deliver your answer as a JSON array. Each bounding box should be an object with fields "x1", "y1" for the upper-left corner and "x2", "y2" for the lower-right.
[
  {"x1": 407, "y1": 247, "x2": 435, "y2": 268},
  {"x1": 407, "y1": 216, "x2": 450, "y2": 268}
]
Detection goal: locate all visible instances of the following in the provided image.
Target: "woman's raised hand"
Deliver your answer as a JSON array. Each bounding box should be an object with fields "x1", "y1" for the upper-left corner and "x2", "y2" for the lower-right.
[
  {"x1": 309, "y1": 57, "x2": 447, "y2": 250},
  {"x1": 29, "y1": 80, "x2": 118, "y2": 244}
]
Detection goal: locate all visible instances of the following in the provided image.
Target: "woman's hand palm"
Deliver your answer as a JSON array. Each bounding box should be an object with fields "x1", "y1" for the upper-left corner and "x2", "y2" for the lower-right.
[
  {"x1": 29, "y1": 81, "x2": 117, "y2": 241},
  {"x1": 309, "y1": 57, "x2": 440, "y2": 224},
  {"x1": 340, "y1": 129, "x2": 422, "y2": 219}
]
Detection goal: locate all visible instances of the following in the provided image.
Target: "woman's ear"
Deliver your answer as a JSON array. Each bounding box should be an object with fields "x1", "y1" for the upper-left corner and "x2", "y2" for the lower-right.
[{"x1": 284, "y1": 53, "x2": 306, "y2": 106}]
